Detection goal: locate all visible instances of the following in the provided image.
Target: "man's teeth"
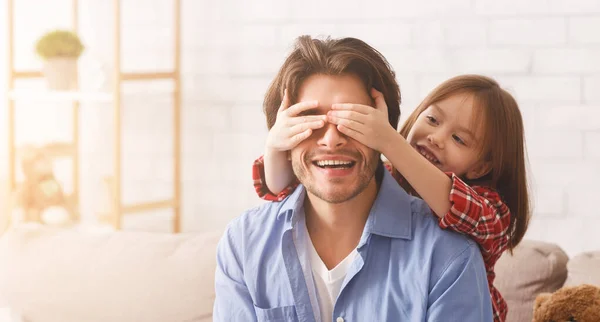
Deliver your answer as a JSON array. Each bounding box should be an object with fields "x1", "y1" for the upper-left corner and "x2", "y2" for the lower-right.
[{"x1": 315, "y1": 160, "x2": 353, "y2": 167}]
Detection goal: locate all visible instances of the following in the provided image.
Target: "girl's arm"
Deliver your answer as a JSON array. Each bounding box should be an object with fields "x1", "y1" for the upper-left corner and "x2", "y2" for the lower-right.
[
  {"x1": 380, "y1": 134, "x2": 452, "y2": 218},
  {"x1": 252, "y1": 154, "x2": 299, "y2": 202},
  {"x1": 263, "y1": 148, "x2": 296, "y2": 196}
]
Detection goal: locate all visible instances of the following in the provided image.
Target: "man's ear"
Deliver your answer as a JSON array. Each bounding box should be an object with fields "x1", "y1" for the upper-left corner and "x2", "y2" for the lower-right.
[{"x1": 465, "y1": 161, "x2": 492, "y2": 180}]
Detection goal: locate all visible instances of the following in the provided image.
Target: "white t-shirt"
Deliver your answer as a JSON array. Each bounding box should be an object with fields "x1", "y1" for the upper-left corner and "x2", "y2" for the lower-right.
[{"x1": 306, "y1": 225, "x2": 358, "y2": 322}]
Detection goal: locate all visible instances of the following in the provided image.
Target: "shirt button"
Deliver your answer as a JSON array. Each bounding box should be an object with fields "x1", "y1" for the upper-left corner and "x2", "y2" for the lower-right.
[{"x1": 336, "y1": 317, "x2": 344, "y2": 322}]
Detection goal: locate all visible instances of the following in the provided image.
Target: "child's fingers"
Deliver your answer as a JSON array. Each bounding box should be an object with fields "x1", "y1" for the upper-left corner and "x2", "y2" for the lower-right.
[
  {"x1": 289, "y1": 120, "x2": 325, "y2": 136},
  {"x1": 327, "y1": 110, "x2": 367, "y2": 124},
  {"x1": 286, "y1": 100, "x2": 320, "y2": 116},
  {"x1": 277, "y1": 89, "x2": 291, "y2": 112},
  {"x1": 328, "y1": 115, "x2": 364, "y2": 134},
  {"x1": 331, "y1": 103, "x2": 371, "y2": 114},
  {"x1": 336, "y1": 124, "x2": 362, "y2": 141},
  {"x1": 288, "y1": 115, "x2": 327, "y2": 126},
  {"x1": 370, "y1": 88, "x2": 388, "y2": 115},
  {"x1": 290, "y1": 129, "x2": 313, "y2": 145}
]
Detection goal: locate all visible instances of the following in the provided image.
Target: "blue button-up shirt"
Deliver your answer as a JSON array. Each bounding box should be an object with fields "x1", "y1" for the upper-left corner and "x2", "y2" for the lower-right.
[{"x1": 214, "y1": 170, "x2": 493, "y2": 321}]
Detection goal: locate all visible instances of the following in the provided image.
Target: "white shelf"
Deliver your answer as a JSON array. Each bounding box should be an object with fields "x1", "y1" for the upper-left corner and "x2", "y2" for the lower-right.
[
  {"x1": 8, "y1": 90, "x2": 114, "y2": 102},
  {"x1": 8, "y1": 86, "x2": 176, "y2": 103}
]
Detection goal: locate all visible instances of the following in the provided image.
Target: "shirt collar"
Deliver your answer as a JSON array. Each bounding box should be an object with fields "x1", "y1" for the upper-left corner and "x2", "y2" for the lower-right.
[
  {"x1": 276, "y1": 184, "x2": 306, "y2": 231},
  {"x1": 363, "y1": 170, "x2": 413, "y2": 240},
  {"x1": 276, "y1": 170, "x2": 414, "y2": 240}
]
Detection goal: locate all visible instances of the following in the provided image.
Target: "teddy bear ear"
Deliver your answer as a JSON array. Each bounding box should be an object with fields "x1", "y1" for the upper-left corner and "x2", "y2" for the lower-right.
[{"x1": 534, "y1": 293, "x2": 552, "y2": 309}]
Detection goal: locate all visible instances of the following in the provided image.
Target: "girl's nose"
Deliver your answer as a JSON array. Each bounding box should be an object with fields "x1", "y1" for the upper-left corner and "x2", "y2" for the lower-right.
[{"x1": 427, "y1": 133, "x2": 444, "y2": 149}]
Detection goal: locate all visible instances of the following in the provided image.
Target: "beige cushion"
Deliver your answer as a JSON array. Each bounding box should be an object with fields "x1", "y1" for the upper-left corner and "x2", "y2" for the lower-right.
[
  {"x1": 0, "y1": 224, "x2": 221, "y2": 322},
  {"x1": 495, "y1": 240, "x2": 569, "y2": 322},
  {"x1": 565, "y1": 251, "x2": 600, "y2": 287}
]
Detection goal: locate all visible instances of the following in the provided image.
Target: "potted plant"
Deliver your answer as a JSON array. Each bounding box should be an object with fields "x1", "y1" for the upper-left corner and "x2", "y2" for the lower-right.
[{"x1": 35, "y1": 30, "x2": 85, "y2": 91}]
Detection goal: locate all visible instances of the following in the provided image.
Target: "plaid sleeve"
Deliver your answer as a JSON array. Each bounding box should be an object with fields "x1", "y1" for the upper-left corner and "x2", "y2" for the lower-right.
[
  {"x1": 383, "y1": 162, "x2": 393, "y2": 173},
  {"x1": 438, "y1": 172, "x2": 511, "y2": 259},
  {"x1": 252, "y1": 155, "x2": 299, "y2": 202},
  {"x1": 490, "y1": 285, "x2": 508, "y2": 322}
]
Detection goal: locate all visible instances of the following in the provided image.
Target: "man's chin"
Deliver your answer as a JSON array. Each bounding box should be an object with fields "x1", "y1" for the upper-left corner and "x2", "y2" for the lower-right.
[
  {"x1": 308, "y1": 177, "x2": 368, "y2": 202},
  {"x1": 310, "y1": 173, "x2": 355, "y2": 187},
  {"x1": 307, "y1": 187, "x2": 358, "y2": 204}
]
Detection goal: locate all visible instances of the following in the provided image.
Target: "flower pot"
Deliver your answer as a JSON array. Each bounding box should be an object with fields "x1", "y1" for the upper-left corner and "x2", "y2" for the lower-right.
[{"x1": 42, "y1": 57, "x2": 78, "y2": 91}]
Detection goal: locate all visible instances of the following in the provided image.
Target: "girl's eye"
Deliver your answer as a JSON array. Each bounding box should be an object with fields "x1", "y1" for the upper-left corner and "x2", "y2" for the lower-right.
[
  {"x1": 452, "y1": 134, "x2": 466, "y2": 145},
  {"x1": 425, "y1": 115, "x2": 438, "y2": 124}
]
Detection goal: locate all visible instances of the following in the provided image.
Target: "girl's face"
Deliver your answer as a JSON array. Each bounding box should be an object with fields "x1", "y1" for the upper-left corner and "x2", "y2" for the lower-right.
[{"x1": 406, "y1": 92, "x2": 491, "y2": 179}]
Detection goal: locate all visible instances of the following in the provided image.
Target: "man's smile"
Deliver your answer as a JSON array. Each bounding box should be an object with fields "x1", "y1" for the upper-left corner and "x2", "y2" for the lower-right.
[{"x1": 313, "y1": 160, "x2": 356, "y2": 169}]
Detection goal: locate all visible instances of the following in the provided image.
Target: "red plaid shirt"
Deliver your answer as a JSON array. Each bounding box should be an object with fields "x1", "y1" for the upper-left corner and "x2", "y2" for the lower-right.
[{"x1": 252, "y1": 156, "x2": 510, "y2": 322}]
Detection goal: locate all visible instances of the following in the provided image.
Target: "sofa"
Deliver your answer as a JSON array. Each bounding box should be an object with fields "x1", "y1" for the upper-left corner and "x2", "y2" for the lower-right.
[{"x1": 0, "y1": 224, "x2": 598, "y2": 322}]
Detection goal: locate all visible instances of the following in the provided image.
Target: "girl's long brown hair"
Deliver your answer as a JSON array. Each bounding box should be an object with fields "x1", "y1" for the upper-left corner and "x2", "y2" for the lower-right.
[{"x1": 399, "y1": 74, "x2": 531, "y2": 251}]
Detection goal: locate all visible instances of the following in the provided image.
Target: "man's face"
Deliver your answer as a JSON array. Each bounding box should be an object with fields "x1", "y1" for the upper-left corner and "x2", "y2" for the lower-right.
[{"x1": 290, "y1": 74, "x2": 380, "y2": 204}]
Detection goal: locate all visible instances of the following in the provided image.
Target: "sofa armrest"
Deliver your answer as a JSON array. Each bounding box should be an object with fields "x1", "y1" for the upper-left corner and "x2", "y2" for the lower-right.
[
  {"x1": 0, "y1": 224, "x2": 221, "y2": 322},
  {"x1": 0, "y1": 308, "x2": 26, "y2": 322}
]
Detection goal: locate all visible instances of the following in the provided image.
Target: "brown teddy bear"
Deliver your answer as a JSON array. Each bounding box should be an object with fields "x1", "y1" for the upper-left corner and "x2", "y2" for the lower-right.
[
  {"x1": 13, "y1": 145, "x2": 76, "y2": 225},
  {"x1": 533, "y1": 284, "x2": 600, "y2": 322}
]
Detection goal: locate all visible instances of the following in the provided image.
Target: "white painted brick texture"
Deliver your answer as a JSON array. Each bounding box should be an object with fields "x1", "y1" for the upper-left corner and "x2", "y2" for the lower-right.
[
  {"x1": 489, "y1": 18, "x2": 566, "y2": 45},
  {"x1": 569, "y1": 17, "x2": 600, "y2": 44},
  {"x1": 534, "y1": 49, "x2": 600, "y2": 74},
  {"x1": 1, "y1": 0, "x2": 599, "y2": 257}
]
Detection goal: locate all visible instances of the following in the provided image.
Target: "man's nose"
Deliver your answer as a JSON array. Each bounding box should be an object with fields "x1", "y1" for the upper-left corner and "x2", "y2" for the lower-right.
[{"x1": 317, "y1": 123, "x2": 347, "y2": 149}]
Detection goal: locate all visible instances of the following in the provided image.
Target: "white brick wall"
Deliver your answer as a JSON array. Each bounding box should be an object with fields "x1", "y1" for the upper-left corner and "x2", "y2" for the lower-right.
[
  {"x1": 489, "y1": 18, "x2": 567, "y2": 45},
  {"x1": 569, "y1": 17, "x2": 600, "y2": 43},
  {"x1": 1, "y1": 0, "x2": 599, "y2": 256},
  {"x1": 534, "y1": 49, "x2": 600, "y2": 74}
]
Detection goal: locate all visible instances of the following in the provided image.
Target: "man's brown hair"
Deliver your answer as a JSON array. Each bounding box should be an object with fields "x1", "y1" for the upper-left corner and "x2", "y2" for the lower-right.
[{"x1": 263, "y1": 35, "x2": 401, "y2": 130}]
